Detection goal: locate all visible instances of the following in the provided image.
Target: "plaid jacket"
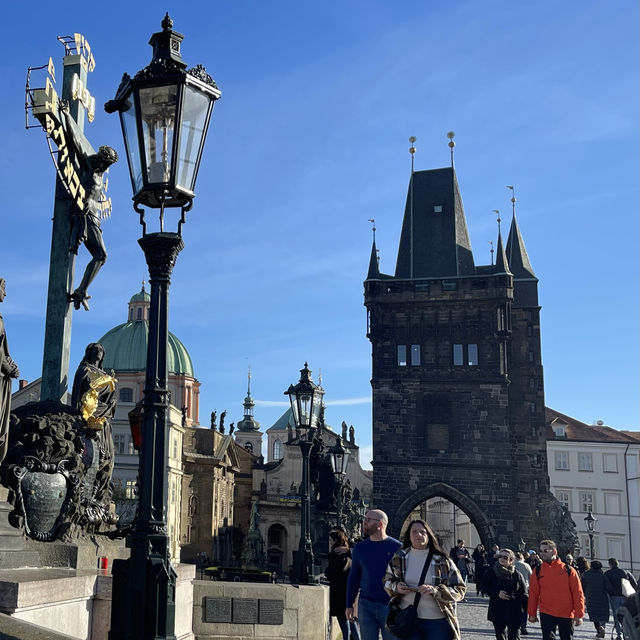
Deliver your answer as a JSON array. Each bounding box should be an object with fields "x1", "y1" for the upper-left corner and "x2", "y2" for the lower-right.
[{"x1": 383, "y1": 549, "x2": 466, "y2": 640}]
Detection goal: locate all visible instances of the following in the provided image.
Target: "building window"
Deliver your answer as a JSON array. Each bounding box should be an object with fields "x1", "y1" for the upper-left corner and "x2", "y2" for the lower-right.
[
  {"x1": 273, "y1": 439, "x2": 282, "y2": 460},
  {"x1": 579, "y1": 491, "x2": 594, "y2": 512},
  {"x1": 604, "y1": 492, "x2": 621, "y2": 515},
  {"x1": 137, "y1": 307, "x2": 142, "y2": 320},
  {"x1": 528, "y1": 351, "x2": 534, "y2": 362},
  {"x1": 603, "y1": 453, "x2": 618, "y2": 473},
  {"x1": 172, "y1": 438, "x2": 178, "y2": 460},
  {"x1": 606, "y1": 537, "x2": 624, "y2": 560},
  {"x1": 556, "y1": 490, "x2": 571, "y2": 510},
  {"x1": 554, "y1": 451, "x2": 569, "y2": 470},
  {"x1": 397, "y1": 345, "x2": 407, "y2": 366},
  {"x1": 468, "y1": 344, "x2": 478, "y2": 366},
  {"x1": 580, "y1": 534, "x2": 598, "y2": 559},
  {"x1": 411, "y1": 344, "x2": 421, "y2": 366},
  {"x1": 114, "y1": 434, "x2": 126, "y2": 455},
  {"x1": 578, "y1": 452, "x2": 593, "y2": 472},
  {"x1": 453, "y1": 344, "x2": 463, "y2": 366},
  {"x1": 128, "y1": 440, "x2": 136, "y2": 455},
  {"x1": 119, "y1": 387, "x2": 133, "y2": 403},
  {"x1": 125, "y1": 479, "x2": 136, "y2": 499}
]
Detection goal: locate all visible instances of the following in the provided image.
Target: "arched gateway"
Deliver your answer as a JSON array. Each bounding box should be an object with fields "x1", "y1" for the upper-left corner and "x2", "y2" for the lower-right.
[{"x1": 365, "y1": 163, "x2": 570, "y2": 550}]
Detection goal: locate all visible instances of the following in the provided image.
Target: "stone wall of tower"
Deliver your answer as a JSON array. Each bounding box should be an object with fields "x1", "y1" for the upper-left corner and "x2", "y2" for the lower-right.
[{"x1": 366, "y1": 270, "x2": 551, "y2": 547}]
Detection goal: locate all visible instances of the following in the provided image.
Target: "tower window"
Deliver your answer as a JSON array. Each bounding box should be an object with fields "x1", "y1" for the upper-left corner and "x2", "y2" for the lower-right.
[
  {"x1": 442, "y1": 280, "x2": 457, "y2": 291},
  {"x1": 453, "y1": 344, "x2": 463, "y2": 366},
  {"x1": 411, "y1": 345, "x2": 421, "y2": 366},
  {"x1": 273, "y1": 439, "x2": 282, "y2": 460},
  {"x1": 119, "y1": 387, "x2": 133, "y2": 403},
  {"x1": 137, "y1": 307, "x2": 142, "y2": 320},
  {"x1": 433, "y1": 205, "x2": 443, "y2": 213},
  {"x1": 397, "y1": 345, "x2": 407, "y2": 367},
  {"x1": 468, "y1": 344, "x2": 478, "y2": 366}
]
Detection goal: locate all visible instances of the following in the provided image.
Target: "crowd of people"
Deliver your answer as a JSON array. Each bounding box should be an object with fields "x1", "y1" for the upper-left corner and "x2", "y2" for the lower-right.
[{"x1": 323, "y1": 510, "x2": 638, "y2": 640}]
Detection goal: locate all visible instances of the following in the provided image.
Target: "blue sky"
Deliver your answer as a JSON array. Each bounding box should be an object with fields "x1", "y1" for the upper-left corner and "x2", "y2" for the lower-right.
[{"x1": 1, "y1": 0, "x2": 638, "y2": 468}]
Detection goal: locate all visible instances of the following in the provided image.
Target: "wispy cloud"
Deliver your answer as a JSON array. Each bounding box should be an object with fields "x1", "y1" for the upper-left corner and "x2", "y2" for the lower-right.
[{"x1": 255, "y1": 396, "x2": 371, "y2": 408}]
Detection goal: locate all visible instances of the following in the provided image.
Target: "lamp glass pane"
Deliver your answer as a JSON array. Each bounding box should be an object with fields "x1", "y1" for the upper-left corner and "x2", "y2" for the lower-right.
[
  {"x1": 139, "y1": 85, "x2": 178, "y2": 184},
  {"x1": 299, "y1": 394, "x2": 311, "y2": 427},
  {"x1": 289, "y1": 395, "x2": 299, "y2": 428},
  {"x1": 120, "y1": 95, "x2": 143, "y2": 192},
  {"x1": 177, "y1": 85, "x2": 211, "y2": 191}
]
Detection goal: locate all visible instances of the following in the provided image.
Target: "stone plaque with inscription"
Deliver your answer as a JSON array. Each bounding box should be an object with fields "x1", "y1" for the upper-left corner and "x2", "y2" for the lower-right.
[
  {"x1": 204, "y1": 597, "x2": 232, "y2": 623},
  {"x1": 232, "y1": 598, "x2": 259, "y2": 624},
  {"x1": 259, "y1": 599, "x2": 284, "y2": 625}
]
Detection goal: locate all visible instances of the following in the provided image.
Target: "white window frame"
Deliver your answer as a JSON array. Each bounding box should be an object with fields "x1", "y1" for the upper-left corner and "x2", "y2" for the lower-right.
[
  {"x1": 555, "y1": 451, "x2": 570, "y2": 471},
  {"x1": 602, "y1": 453, "x2": 618, "y2": 473},
  {"x1": 578, "y1": 452, "x2": 593, "y2": 472},
  {"x1": 556, "y1": 489, "x2": 571, "y2": 510},
  {"x1": 579, "y1": 491, "x2": 594, "y2": 513},
  {"x1": 604, "y1": 492, "x2": 621, "y2": 515}
]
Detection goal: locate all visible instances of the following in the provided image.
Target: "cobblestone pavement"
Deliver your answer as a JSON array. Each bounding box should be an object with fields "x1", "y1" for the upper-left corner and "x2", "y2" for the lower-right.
[{"x1": 458, "y1": 594, "x2": 609, "y2": 640}]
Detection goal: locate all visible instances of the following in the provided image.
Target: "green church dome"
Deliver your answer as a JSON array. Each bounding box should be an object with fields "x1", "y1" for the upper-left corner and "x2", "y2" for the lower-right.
[{"x1": 97, "y1": 286, "x2": 194, "y2": 376}]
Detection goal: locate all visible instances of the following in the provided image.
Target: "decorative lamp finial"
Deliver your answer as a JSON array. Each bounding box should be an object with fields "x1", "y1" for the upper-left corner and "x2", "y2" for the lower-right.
[
  {"x1": 162, "y1": 13, "x2": 173, "y2": 30},
  {"x1": 489, "y1": 240, "x2": 494, "y2": 266},
  {"x1": 409, "y1": 136, "x2": 417, "y2": 173},
  {"x1": 493, "y1": 209, "x2": 501, "y2": 236}
]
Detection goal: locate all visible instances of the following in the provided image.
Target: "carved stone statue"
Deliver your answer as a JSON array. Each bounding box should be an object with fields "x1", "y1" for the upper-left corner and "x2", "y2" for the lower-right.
[
  {"x1": 241, "y1": 501, "x2": 266, "y2": 569},
  {"x1": 287, "y1": 421, "x2": 293, "y2": 442},
  {"x1": 0, "y1": 278, "x2": 20, "y2": 464},
  {"x1": 229, "y1": 422, "x2": 235, "y2": 434},
  {"x1": 181, "y1": 406, "x2": 187, "y2": 427},
  {"x1": 219, "y1": 410, "x2": 226, "y2": 433},
  {"x1": 349, "y1": 425, "x2": 355, "y2": 444},
  {"x1": 60, "y1": 104, "x2": 118, "y2": 311},
  {"x1": 341, "y1": 421, "x2": 348, "y2": 440},
  {"x1": 71, "y1": 343, "x2": 117, "y2": 522},
  {"x1": 210, "y1": 411, "x2": 217, "y2": 429}
]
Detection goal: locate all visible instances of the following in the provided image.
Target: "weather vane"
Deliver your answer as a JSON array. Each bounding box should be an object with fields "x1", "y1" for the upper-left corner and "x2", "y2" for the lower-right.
[
  {"x1": 488, "y1": 240, "x2": 494, "y2": 266},
  {"x1": 409, "y1": 136, "x2": 416, "y2": 173},
  {"x1": 493, "y1": 209, "x2": 501, "y2": 236},
  {"x1": 447, "y1": 131, "x2": 455, "y2": 167},
  {"x1": 506, "y1": 185, "x2": 517, "y2": 217}
]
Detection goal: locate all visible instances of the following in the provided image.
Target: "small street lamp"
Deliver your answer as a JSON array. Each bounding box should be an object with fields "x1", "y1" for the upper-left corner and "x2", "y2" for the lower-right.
[
  {"x1": 584, "y1": 510, "x2": 597, "y2": 561},
  {"x1": 105, "y1": 14, "x2": 220, "y2": 640},
  {"x1": 284, "y1": 363, "x2": 324, "y2": 584},
  {"x1": 328, "y1": 437, "x2": 350, "y2": 529}
]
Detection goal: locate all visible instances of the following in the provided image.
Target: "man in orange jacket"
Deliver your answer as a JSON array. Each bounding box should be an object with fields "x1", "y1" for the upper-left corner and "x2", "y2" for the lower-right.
[{"x1": 528, "y1": 539, "x2": 585, "y2": 640}]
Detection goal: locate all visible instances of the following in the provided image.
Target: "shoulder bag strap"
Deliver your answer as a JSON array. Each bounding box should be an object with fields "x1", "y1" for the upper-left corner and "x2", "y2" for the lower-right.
[{"x1": 412, "y1": 549, "x2": 435, "y2": 607}]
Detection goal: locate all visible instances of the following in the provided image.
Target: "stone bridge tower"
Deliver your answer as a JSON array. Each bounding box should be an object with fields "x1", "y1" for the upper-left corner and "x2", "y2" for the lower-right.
[{"x1": 364, "y1": 165, "x2": 555, "y2": 547}]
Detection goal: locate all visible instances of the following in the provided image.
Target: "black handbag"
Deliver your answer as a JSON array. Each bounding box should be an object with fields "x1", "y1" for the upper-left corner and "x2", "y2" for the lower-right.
[{"x1": 385, "y1": 549, "x2": 434, "y2": 638}]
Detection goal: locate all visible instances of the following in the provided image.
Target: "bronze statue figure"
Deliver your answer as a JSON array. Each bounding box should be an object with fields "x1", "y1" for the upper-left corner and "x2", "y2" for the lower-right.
[
  {"x1": 60, "y1": 104, "x2": 118, "y2": 310},
  {"x1": 71, "y1": 343, "x2": 117, "y2": 521},
  {"x1": 0, "y1": 278, "x2": 20, "y2": 464}
]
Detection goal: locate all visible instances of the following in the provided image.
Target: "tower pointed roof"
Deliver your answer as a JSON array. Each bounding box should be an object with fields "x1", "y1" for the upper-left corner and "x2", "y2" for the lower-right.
[
  {"x1": 237, "y1": 368, "x2": 260, "y2": 433},
  {"x1": 494, "y1": 231, "x2": 511, "y2": 275},
  {"x1": 506, "y1": 214, "x2": 536, "y2": 279},
  {"x1": 366, "y1": 240, "x2": 380, "y2": 279},
  {"x1": 394, "y1": 167, "x2": 475, "y2": 279}
]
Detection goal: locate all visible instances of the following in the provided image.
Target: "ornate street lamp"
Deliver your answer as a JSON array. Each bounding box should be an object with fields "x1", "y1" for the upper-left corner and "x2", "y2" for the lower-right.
[
  {"x1": 584, "y1": 510, "x2": 597, "y2": 561},
  {"x1": 328, "y1": 437, "x2": 349, "y2": 528},
  {"x1": 105, "y1": 15, "x2": 220, "y2": 640},
  {"x1": 284, "y1": 363, "x2": 324, "y2": 584}
]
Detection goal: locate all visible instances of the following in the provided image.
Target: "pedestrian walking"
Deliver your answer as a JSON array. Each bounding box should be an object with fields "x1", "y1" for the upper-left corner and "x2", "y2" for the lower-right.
[
  {"x1": 473, "y1": 544, "x2": 489, "y2": 596},
  {"x1": 581, "y1": 560, "x2": 609, "y2": 638},
  {"x1": 527, "y1": 539, "x2": 585, "y2": 640},
  {"x1": 346, "y1": 509, "x2": 402, "y2": 640},
  {"x1": 326, "y1": 529, "x2": 361, "y2": 640},
  {"x1": 514, "y1": 552, "x2": 533, "y2": 635},
  {"x1": 604, "y1": 557, "x2": 638, "y2": 640},
  {"x1": 450, "y1": 540, "x2": 471, "y2": 584},
  {"x1": 481, "y1": 548, "x2": 528, "y2": 640},
  {"x1": 384, "y1": 519, "x2": 465, "y2": 640},
  {"x1": 576, "y1": 557, "x2": 590, "y2": 576}
]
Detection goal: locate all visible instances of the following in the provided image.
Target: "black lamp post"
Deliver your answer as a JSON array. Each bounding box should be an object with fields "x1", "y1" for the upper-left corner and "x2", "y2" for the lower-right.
[
  {"x1": 328, "y1": 437, "x2": 349, "y2": 528},
  {"x1": 584, "y1": 510, "x2": 597, "y2": 561},
  {"x1": 105, "y1": 15, "x2": 220, "y2": 640},
  {"x1": 284, "y1": 363, "x2": 324, "y2": 584}
]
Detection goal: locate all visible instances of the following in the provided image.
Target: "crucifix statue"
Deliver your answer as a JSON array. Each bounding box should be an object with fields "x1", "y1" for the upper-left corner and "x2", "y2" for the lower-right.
[{"x1": 27, "y1": 34, "x2": 117, "y2": 402}]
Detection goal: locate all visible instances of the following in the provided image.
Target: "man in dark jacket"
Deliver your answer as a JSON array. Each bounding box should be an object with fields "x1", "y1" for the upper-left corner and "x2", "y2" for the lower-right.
[{"x1": 604, "y1": 557, "x2": 638, "y2": 640}]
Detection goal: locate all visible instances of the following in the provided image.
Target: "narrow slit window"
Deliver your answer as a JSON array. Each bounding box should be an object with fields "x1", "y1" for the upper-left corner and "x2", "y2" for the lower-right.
[
  {"x1": 397, "y1": 345, "x2": 407, "y2": 366},
  {"x1": 411, "y1": 344, "x2": 421, "y2": 366},
  {"x1": 468, "y1": 344, "x2": 478, "y2": 366},
  {"x1": 453, "y1": 344, "x2": 463, "y2": 366}
]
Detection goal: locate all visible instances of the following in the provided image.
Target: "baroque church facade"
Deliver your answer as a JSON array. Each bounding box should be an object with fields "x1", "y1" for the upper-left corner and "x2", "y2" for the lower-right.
[{"x1": 364, "y1": 163, "x2": 564, "y2": 548}]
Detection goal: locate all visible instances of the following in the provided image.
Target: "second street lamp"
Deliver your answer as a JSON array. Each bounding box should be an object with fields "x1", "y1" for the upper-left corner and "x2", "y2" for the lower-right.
[
  {"x1": 105, "y1": 15, "x2": 220, "y2": 640},
  {"x1": 284, "y1": 363, "x2": 324, "y2": 585},
  {"x1": 584, "y1": 510, "x2": 597, "y2": 561},
  {"x1": 328, "y1": 437, "x2": 349, "y2": 529}
]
